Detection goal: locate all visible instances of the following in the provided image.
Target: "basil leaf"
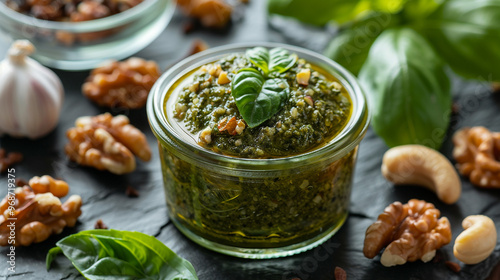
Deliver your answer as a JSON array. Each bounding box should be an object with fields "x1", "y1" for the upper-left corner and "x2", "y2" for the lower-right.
[
  {"x1": 231, "y1": 68, "x2": 289, "y2": 128},
  {"x1": 324, "y1": 12, "x2": 396, "y2": 75},
  {"x1": 246, "y1": 47, "x2": 297, "y2": 75},
  {"x1": 246, "y1": 47, "x2": 270, "y2": 75},
  {"x1": 369, "y1": 0, "x2": 408, "y2": 13},
  {"x1": 403, "y1": 0, "x2": 444, "y2": 21},
  {"x1": 419, "y1": 0, "x2": 500, "y2": 80},
  {"x1": 46, "y1": 247, "x2": 62, "y2": 271},
  {"x1": 358, "y1": 28, "x2": 451, "y2": 149},
  {"x1": 268, "y1": 0, "x2": 367, "y2": 26},
  {"x1": 269, "y1": 48, "x2": 298, "y2": 74},
  {"x1": 46, "y1": 229, "x2": 198, "y2": 280}
]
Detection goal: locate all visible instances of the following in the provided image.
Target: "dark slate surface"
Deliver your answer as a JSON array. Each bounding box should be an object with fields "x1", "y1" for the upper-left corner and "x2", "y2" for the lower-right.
[{"x1": 1, "y1": 1, "x2": 500, "y2": 279}]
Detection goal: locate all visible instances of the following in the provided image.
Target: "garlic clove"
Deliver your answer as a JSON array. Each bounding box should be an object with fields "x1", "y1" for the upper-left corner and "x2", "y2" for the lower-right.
[{"x1": 0, "y1": 40, "x2": 64, "y2": 139}]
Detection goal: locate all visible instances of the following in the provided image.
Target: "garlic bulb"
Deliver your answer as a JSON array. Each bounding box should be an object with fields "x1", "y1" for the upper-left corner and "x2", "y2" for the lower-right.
[{"x1": 0, "y1": 40, "x2": 64, "y2": 139}]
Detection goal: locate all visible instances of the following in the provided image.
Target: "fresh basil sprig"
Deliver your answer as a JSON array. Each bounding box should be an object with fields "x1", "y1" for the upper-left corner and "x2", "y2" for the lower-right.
[
  {"x1": 269, "y1": 0, "x2": 500, "y2": 149},
  {"x1": 231, "y1": 47, "x2": 296, "y2": 127},
  {"x1": 246, "y1": 47, "x2": 297, "y2": 75},
  {"x1": 46, "y1": 229, "x2": 198, "y2": 280},
  {"x1": 231, "y1": 68, "x2": 289, "y2": 128}
]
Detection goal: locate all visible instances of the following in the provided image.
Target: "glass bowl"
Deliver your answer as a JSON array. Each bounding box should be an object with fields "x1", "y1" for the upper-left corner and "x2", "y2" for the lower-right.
[
  {"x1": 147, "y1": 42, "x2": 369, "y2": 259},
  {"x1": 0, "y1": 0, "x2": 174, "y2": 70}
]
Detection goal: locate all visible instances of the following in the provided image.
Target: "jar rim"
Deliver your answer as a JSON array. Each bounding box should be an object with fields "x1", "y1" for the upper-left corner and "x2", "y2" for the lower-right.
[
  {"x1": 147, "y1": 42, "x2": 370, "y2": 170},
  {"x1": 0, "y1": 0, "x2": 170, "y2": 32}
]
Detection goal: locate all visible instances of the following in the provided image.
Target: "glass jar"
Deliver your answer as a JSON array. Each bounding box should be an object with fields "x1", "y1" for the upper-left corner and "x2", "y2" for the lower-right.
[
  {"x1": 147, "y1": 43, "x2": 369, "y2": 259},
  {"x1": 0, "y1": 0, "x2": 174, "y2": 70}
]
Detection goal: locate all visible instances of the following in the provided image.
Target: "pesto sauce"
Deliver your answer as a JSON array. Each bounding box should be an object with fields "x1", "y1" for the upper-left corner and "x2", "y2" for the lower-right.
[{"x1": 173, "y1": 53, "x2": 351, "y2": 158}]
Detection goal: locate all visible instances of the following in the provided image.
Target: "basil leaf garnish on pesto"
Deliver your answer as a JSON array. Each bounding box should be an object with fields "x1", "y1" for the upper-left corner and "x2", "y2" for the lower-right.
[
  {"x1": 46, "y1": 229, "x2": 198, "y2": 280},
  {"x1": 246, "y1": 47, "x2": 270, "y2": 74},
  {"x1": 268, "y1": 48, "x2": 298, "y2": 73},
  {"x1": 231, "y1": 68, "x2": 289, "y2": 128},
  {"x1": 246, "y1": 47, "x2": 298, "y2": 75}
]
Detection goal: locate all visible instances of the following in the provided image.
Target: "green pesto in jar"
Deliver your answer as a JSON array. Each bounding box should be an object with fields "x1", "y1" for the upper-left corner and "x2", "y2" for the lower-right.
[{"x1": 169, "y1": 53, "x2": 352, "y2": 158}]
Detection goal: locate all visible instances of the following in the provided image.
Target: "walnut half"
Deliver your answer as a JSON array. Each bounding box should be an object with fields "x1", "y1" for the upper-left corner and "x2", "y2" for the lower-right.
[
  {"x1": 453, "y1": 126, "x2": 500, "y2": 188},
  {"x1": 0, "y1": 176, "x2": 82, "y2": 246},
  {"x1": 363, "y1": 199, "x2": 452, "y2": 267},
  {"x1": 82, "y1": 58, "x2": 161, "y2": 109},
  {"x1": 65, "y1": 113, "x2": 151, "y2": 174}
]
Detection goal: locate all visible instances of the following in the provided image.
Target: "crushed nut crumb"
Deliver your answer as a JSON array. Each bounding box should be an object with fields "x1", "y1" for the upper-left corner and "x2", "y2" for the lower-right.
[
  {"x1": 125, "y1": 186, "x2": 140, "y2": 198},
  {"x1": 334, "y1": 266, "x2": 347, "y2": 280},
  {"x1": 0, "y1": 149, "x2": 23, "y2": 173},
  {"x1": 94, "y1": 219, "x2": 109, "y2": 229}
]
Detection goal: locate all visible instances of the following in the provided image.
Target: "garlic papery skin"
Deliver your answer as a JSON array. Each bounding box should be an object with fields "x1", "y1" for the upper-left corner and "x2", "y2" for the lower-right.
[{"x1": 0, "y1": 40, "x2": 64, "y2": 139}]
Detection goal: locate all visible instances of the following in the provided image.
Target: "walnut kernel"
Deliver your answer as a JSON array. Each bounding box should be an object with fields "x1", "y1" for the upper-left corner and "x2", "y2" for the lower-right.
[
  {"x1": 82, "y1": 57, "x2": 161, "y2": 109},
  {"x1": 363, "y1": 199, "x2": 452, "y2": 267},
  {"x1": 0, "y1": 177, "x2": 82, "y2": 246},
  {"x1": 453, "y1": 127, "x2": 500, "y2": 188},
  {"x1": 177, "y1": 0, "x2": 232, "y2": 28},
  {"x1": 65, "y1": 113, "x2": 151, "y2": 174}
]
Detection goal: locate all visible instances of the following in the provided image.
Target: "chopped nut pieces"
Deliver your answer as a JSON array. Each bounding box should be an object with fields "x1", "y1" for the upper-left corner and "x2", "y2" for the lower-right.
[
  {"x1": 445, "y1": 261, "x2": 461, "y2": 273},
  {"x1": 65, "y1": 113, "x2": 151, "y2": 174},
  {"x1": 70, "y1": 1, "x2": 110, "y2": 21},
  {"x1": 453, "y1": 127, "x2": 500, "y2": 188},
  {"x1": 296, "y1": 69, "x2": 311, "y2": 86},
  {"x1": 177, "y1": 0, "x2": 232, "y2": 28},
  {"x1": 217, "y1": 71, "x2": 231, "y2": 84},
  {"x1": 6, "y1": 0, "x2": 143, "y2": 21},
  {"x1": 334, "y1": 266, "x2": 347, "y2": 280},
  {"x1": 218, "y1": 116, "x2": 245, "y2": 135},
  {"x1": 304, "y1": 96, "x2": 314, "y2": 107},
  {"x1": 125, "y1": 186, "x2": 140, "y2": 198},
  {"x1": 363, "y1": 199, "x2": 452, "y2": 267},
  {"x1": 0, "y1": 176, "x2": 82, "y2": 246},
  {"x1": 199, "y1": 127, "x2": 212, "y2": 144},
  {"x1": 0, "y1": 149, "x2": 23, "y2": 173},
  {"x1": 82, "y1": 57, "x2": 161, "y2": 109},
  {"x1": 94, "y1": 219, "x2": 108, "y2": 229}
]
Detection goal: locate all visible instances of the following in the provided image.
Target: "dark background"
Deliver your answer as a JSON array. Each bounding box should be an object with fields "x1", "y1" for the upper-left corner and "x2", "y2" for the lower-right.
[{"x1": 1, "y1": 1, "x2": 500, "y2": 279}]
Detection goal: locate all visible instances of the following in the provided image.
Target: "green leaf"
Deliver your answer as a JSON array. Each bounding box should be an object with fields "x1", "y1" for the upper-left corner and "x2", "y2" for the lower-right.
[
  {"x1": 245, "y1": 47, "x2": 297, "y2": 75},
  {"x1": 358, "y1": 27, "x2": 451, "y2": 149},
  {"x1": 231, "y1": 68, "x2": 289, "y2": 128},
  {"x1": 46, "y1": 247, "x2": 62, "y2": 271},
  {"x1": 46, "y1": 229, "x2": 198, "y2": 280},
  {"x1": 403, "y1": 0, "x2": 444, "y2": 21},
  {"x1": 246, "y1": 47, "x2": 270, "y2": 74},
  {"x1": 369, "y1": 0, "x2": 408, "y2": 13},
  {"x1": 267, "y1": 0, "x2": 368, "y2": 26},
  {"x1": 418, "y1": 0, "x2": 500, "y2": 81},
  {"x1": 324, "y1": 12, "x2": 396, "y2": 75},
  {"x1": 269, "y1": 48, "x2": 298, "y2": 74}
]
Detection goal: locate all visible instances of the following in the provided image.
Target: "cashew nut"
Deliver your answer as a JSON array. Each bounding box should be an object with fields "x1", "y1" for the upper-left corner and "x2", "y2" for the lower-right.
[
  {"x1": 381, "y1": 145, "x2": 461, "y2": 204},
  {"x1": 453, "y1": 215, "x2": 497, "y2": 264}
]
